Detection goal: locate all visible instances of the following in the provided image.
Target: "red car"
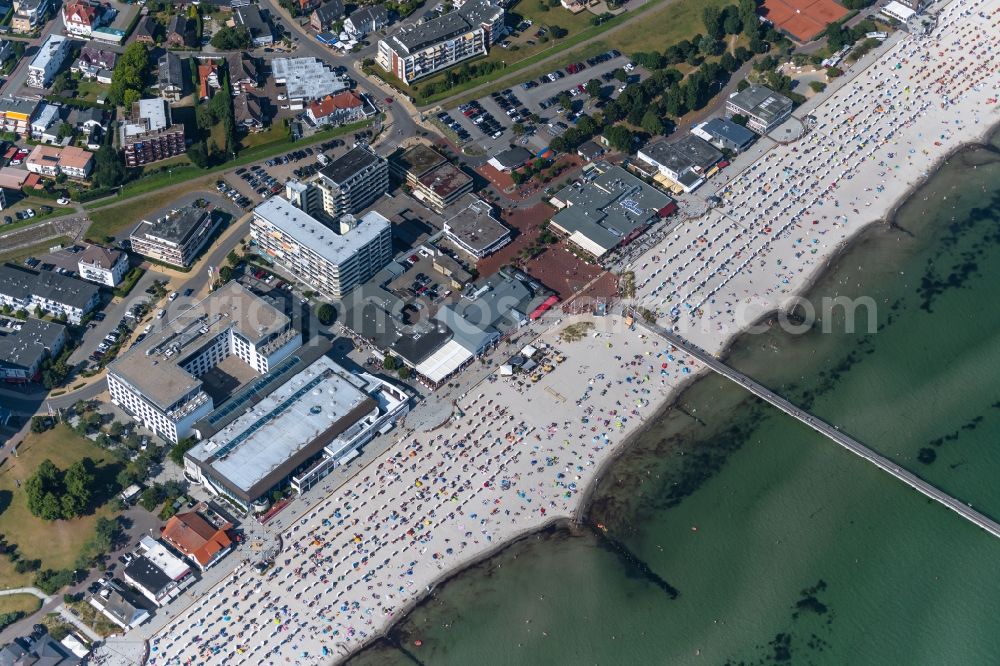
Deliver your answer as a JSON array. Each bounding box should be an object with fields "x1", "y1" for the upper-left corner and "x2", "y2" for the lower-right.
[{"x1": 384, "y1": 97, "x2": 394, "y2": 104}]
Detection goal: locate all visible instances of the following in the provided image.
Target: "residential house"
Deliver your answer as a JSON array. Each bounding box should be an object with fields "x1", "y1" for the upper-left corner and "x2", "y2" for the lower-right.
[
  {"x1": 224, "y1": 51, "x2": 259, "y2": 94},
  {"x1": 198, "y1": 61, "x2": 219, "y2": 100},
  {"x1": 0, "y1": 263, "x2": 100, "y2": 324},
  {"x1": 132, "y1": 15, "x2": 158, "y2": 44},
  {"x1": 0, "y1": 317, "x2": 67, "y2": 384},
  {"x1": 122, "y1": 536, "x2": 194, "y2": 607},
  {"x1": 166, "y1": 14, "x2": 194, "y2": 47},
  {"x1": 295, "y1": 0, "x2": 320, "y2": 14},
  {"x1": 233, "y1": 93, "x2": 263, "y2": 132},
  {"x1": 77, "y1": 243, "x2": 128, "y2": 286},
  {"x1": 158, "y1": 52, "x2": 184, "y2": 102},
  {"x1": 11, "y1": 0, "x2": 50, "y2": 33},
  {"x1": 89, "y1": 585, "x2": 150, "y2": 630},
  {"x1": 0, "y1": 97, "x2": 39, "y2": 137},
  {"x1": 28, "y1": 102, "x2": 61, "y2": 143},
  {"x1": 343, "y1": 4, "x2": 387, "y2": 39},
  {"x1": 310, "y1": 0, "x2": 343, "y2": 31},
  {"x1": 72, "y1": 45, "x2": 117, "y2": 81},
  {"x1": 0, "y1": 40, "x2": 12, "y2": 65},
  {"x1": 25, "y1": 144, "x2": 94, "y2": 179},
  {"x1": 305, "y1": 89, "x2": 372, "y2": 127},
  {"x1": 62, "y1": 0, "x2": 111, "y2": 38},
  {"x1": 234, "y1": 5, "x2": 273, "y2": 47}
]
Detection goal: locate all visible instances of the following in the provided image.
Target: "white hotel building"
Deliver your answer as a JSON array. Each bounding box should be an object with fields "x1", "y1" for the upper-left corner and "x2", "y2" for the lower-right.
[
  {"x1": 106, "y1": 282, "x2": 301, "y2": 443},
  {"x1": 251, "y1": 195, "x2": 392, "y2": 299}
]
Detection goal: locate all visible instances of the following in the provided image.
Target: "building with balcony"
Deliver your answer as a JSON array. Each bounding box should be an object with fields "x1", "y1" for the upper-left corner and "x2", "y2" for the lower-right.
[
  {"x1": 129, "y1": 206, "x2": 221, "y2": 268},
  {"x1": 77, "y1": 243, "x2": 129, "y2": 287},
  {"x1": 107, "y1": 282, "x2": 301, "y2": 443},
  {"x1": 251, "y1": 195, "x2": 392, "y2": 299},
  {"x1": 0, "y1": 263, "x2": 100, "y2": 324},
  {"x1": 26, "y1": 34, "x2": 70, "y2": 89},
  {"x1": 724, "y1": 85, "x2": 794, "y2": 134},
  {"x1": 311, "y1": 145, "x2": 388, "y2": 218},
  {"x1": 119, "y1": 98, "x2": 186, "y2": 167}
]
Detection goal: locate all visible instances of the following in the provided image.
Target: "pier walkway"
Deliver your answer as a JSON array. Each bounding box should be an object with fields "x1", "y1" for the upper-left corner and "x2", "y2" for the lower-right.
[{"x1": 638, "y1": 320, "x2": 1000, "y2": 539}]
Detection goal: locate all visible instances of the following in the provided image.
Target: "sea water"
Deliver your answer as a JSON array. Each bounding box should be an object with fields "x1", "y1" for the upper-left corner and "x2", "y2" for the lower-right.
[{"x1": 348, "y1": 134, "x2": 1000, "y2": 665}]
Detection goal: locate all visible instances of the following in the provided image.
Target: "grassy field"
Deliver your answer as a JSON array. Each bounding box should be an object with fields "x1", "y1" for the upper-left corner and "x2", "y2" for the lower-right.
[
  {"x1": 0, "y1": 594, "x2": 42, "y2": 616},
  {"x1": 85, "y1": 185, "x2": 211, "y2": 240},
  {"x1": 410, "y1": 0, "x2": 729, "y2": 107},
  {"x1": 603, "y1": 0, "x2": 729, "y2": 52},
  {"x1": 240, "y1": 123, "x2": 290, "y2": 149},
  {"x1": 75, "y1": 80, "x2": 108, "y2": 104},
  {"x1": 0, "y1": 236, "x2": 72, "y2": 265},
  {"x1": 0, "y1": 425, "x2": 121, "y2": 589}
]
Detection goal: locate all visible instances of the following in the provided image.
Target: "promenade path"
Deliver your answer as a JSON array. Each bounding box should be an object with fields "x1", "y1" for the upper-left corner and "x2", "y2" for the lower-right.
[{"x1": 638, "y1": 319, "x2": 1000, "y2": 540}]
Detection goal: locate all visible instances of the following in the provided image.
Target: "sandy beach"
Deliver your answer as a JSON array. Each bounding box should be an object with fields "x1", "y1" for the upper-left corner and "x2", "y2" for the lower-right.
[{"x1": 138, "y1": 1, "x2": 1000, "y2": 663}]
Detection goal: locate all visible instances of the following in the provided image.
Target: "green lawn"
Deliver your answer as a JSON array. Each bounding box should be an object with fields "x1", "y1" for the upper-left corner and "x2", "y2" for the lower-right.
[
  {"x1": 86, "y1": 186, "x2": 209, "y2": 241},
  {"x1": 74, "y1": 80, "x2": 108, "y2": 104},
  {"x1": 0, "y1": 425, "x2": 121, "y2": 588},
  {"x1": 603, "y1": 0, "x2": 729, "y2": 52},
  {"x1": 0, "y1": 236, "x2": 72, "y2": 265},
  {"x1": 240, "y1": 123, "x2": 291, "y2": 149},
  {"x1": 0, "y1": 594, "x2": 42, "y2": 616}
]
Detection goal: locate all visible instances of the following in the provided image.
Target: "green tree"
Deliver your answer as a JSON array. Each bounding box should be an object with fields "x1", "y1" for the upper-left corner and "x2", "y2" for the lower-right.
[
  {"x1": 25, "y1": 460, "x2": 64, "y2": 521},
  {"x1": 809, "y1": 80, "x2": 827, "y2": 93},
  {"x1": 382, "y1": 355, "x2": 398, "y2": 371},
  {"x1": 218, "y1": 265, "x2": 233, "y2": 283},
  {"x1": 397, "y1": 366, "x2": 412, "y2": 380},
  {"x1": 61, "y1": 458, "x2": 95, "y2": 517},
  {"x1": 316, "y1": 303, "x2": 335, "y2": 325},
  {"x1": 612, "y1": 67, "x2": 628, "y2": 82},
  {"x1": 211, "y1": 26, "x2": 252, "y2": 50},
  {"x1": 226, "y1": 250, "x2": 240, "y2": 267},
  {"x1": 640, "y1": 110, "x2": 664, "y2": 136},
  {"x1": 585, "y1": 78, "x2": 602, "y2": 98},
  {"x1": 702, "y1": 6, "x2": 723, "y2": 39},
  {"x1": 93, "y1": 145, "x2": 126, "y2": 189},
  {"x1": 603, "y1": 125, "x2": 634, "y2": 152},
  {"x1": 720, "y1": 51, "x2": 738, "y2": 72}
]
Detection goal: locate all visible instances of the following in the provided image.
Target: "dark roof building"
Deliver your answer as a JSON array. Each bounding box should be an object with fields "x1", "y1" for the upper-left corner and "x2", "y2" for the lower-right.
[
  {"x1": 637, "y1": 135, "x2": 723, "y2": 193},
  {"x1": 487, "y1": 146, "x2": 532, "y2": 171},
  {"x1": 549, "y1": 161, "x2": 675, "y2": 258},
  {"x1": 724, "y1": 85, "x2": 794, "y2": 134},
  {"x1": 692, "y1": 117, "x2": 757, "y2": 153},
  {"x1": 234, "y1": 5, "x2": 273, "y2": 46},
  {"x1": 0, "y1": 316, "x2": 67, "y2": 383},
  {"x1": 441, "y1": 194, "x2": 511, "y2": 258},
  {"x1": 310, "y1": 0, "x2": 343, "y2": 30},
  {"x1": 0, "y1": 264, "x2": 101, "y2": 324}
]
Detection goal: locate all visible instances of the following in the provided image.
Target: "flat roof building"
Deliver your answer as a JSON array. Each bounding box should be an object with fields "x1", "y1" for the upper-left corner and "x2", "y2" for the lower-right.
[
  {"x1": 549, "y1": 162, "x2": 675, "y2": 258},
  {"x1": 0, "y1": 263, "x2": 100, "y2": 324},
  {"x1": 271, "y1": 57, "x2": 350, "y2": 107},
  {"x1": 637, "y1": 135, "x2": 723, "y2": 193},
  {"x1": 129, "y1": 206, "x2": 222, "y2": 268},
  {"x1": 692, "y1": 117, "x2": 757, "y2": 153},
  {"x1": 390, "y1": 144, "x2": 472, "y2": 212},
  {"x1": 107, "y1": 282, "x2": 301, "y2": 443},
  {"x1": 313, "y1": 145, "x2": 389, "y2": 218},
  {"x1": 123, "y1": 535, "x2": 194, "y2": 607},
  {"x1": 442, "y1": 194, "x2": 511, "y2": 259},
  {"x1": 251, "y1": 195, "x2": 392, "y2": 298},
  {"x1": 376, "y1": 0, "x2": 503, "y2": 84},
  {"x1": 724, "y1": 85, "x2": 794, "y2": 134},
  {"x1": 27, "y1": 34, "x2": 70, "y2": 89},
  {"x1": 120, "y1": 99, "x2": 186, "y2": 167},
  {"x1": 185, "y1": 354, "x2": 409, "y2": 510}
]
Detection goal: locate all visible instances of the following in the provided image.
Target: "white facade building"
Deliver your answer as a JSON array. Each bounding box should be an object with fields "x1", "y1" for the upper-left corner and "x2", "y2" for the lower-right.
[
  {"x1": 107, "y1": 282, "x2": 301, "y2": 443},
  {"x1": 26, "y1": 35, "x2": 70, "y2": 89}
]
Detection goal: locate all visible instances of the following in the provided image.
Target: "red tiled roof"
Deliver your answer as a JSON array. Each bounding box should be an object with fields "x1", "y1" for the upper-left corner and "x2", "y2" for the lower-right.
[
  {"x1": 161, "y1": 511, "x2": 233, "y2": 568},
  {"x1": 307, "y1": 90, "x2": 363, "y2": 119},
  {"x1": 63, "y1": 0, "x2": 98, "y2": 27}
]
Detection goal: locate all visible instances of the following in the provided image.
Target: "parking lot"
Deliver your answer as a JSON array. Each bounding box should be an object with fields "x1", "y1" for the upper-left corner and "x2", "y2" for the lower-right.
[{"x1": 440, "y1": 49, "x2": 644, "y2": 155}]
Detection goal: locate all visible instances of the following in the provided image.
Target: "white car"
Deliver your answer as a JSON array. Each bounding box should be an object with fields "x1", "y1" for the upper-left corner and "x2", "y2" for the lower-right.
[
  {"x1": 168, "y1": 291, "x2": 178, "y2": 301},
  {"x1": 156, "y1": 309, "x2": 165, "y2": 319},
  {"x1": 9, "y1": 159, "x2": 20, "y2": 166},
  {"x1": 57, "y1": 197, "x2": 70, "y2": 205},
  {"x1": 277, "y1": 93, "x2": 288, "y2": 101}
]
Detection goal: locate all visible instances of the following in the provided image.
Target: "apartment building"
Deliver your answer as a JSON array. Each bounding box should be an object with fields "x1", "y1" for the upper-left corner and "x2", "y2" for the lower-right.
[
  {"x1": 107, "y1": 282, "x2": 301, "y2": 443},
  {"x1": 0, "y1": 263, "x2": 100, "y2": 324},
  {"x1": 312, "y1": 145, "x2": 388, "y2": 218},
  {"x1": 27, "y1": 34, "x2": 70, "y2": 89},
  {"x1": 251, "y1": 196, "x2": 392, "y2": 299},
  {"x1": 129, "y1": 206, "x2": 221, "y2": 268},
  {"x1": 119, "y1": 99, "x2": 186, "y2": 167},
  {"x1": 77, "y1": 244, "x2": 129, "y2": 287},
  {"x1": 0, "y1": 97, "x2": 39, "y2": 137},
  {"x1": 377, "y1": 0, "x2": 502, "y2": 83},
  {"x1": 724, "y1": 85, "x2": 794, "y2": 134}
]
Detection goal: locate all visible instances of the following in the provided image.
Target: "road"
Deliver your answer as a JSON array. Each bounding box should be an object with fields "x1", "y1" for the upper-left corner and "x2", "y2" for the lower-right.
[{"x1": 637, "y1": 319, "x2": 1000, "y2": 540}]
